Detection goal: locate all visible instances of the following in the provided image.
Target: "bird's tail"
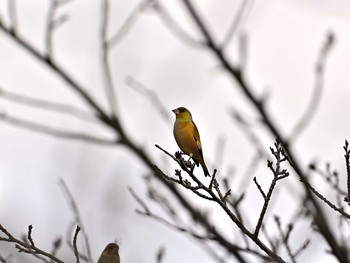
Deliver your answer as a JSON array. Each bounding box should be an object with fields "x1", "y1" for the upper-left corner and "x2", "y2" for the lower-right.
[{"x1": 201, "y1": 162, "x2": 211, "y2": 177}]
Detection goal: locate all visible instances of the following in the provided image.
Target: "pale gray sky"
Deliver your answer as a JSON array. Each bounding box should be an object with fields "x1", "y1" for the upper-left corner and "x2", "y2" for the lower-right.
[{"x1": 0, "y1": 1, "x2": 349, "y2": 262}]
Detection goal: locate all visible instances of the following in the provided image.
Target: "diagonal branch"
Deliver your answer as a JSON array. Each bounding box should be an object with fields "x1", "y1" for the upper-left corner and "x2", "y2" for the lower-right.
[
  {"x1": 289, "y1": 32, "x2": 335, "y2": 142},
  {"x1": 0, "y1": 21, "x2": 112, "y2": 125},
  {"x1": 156, "y1": 145, "x2": 286, "y2": 263},
  {"x1": 108, "y1": 0, "x2": 152, "y2": 47},
  {"x1": 0, "y1": 86, "x2": 97, "y2": 122},
  {"x1": 0, "y1": 112, "x2": 117, "y2": 145},
  {"x1": 178, "y1": 1, "x2": 347, "y2": 261},
  {"x1": 0, "y1": 224, "x2": 64, "y2": 263},
  {"x1": 220, "y1": 0, "x2": 253, "y2": 49}
]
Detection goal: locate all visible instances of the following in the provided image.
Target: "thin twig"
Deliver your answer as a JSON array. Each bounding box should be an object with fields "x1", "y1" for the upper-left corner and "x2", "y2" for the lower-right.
[
  {"x1": 289, "y1": 32, "x2": 335, "y2": 142},
  {"x1": 152, "y1": 0, "x2": 204, "y2": 47},
  {"x1": 0, "y1": 254, "x2": 10, "y2": 263},
  {"x1": 156, "y1": 145, "x2": 286, "y2": 263},
  {"x1": 8, "y1": 0, "x2": 18, "y2": 33},
  {"x1": 274, "y1": 216, "x2": 296, "y2": 263},
  {"x1": 108, "y1": 0, "x2": 152, "y2": 47},
  {"x1": 303, "y1": 177, "x2": 350, "y2": 219},
  {"x1": 131, "y1": 187, "x2": 271, "y2": 262},
  {"x1": 101, "y1": 0, "x2": 118, "y2": 117},
  {"x1": 0, "y1": 21, "x2": 112, "y2": 125},
  {"x1": 51, "y1": 237, "x2": 62, "y2": 258},
  {"x1": 254, "y1": 140, "x2": 289, "y2": 237},
  {"x1": 0, "y1": 112, "x2": 117, "y2": 145},
  {"x1": 344, "y1": 140, "x2": 350, "y2": 204},
  {"x1": 309, "y1": 163, "x2": 347, "y2": 197},
  {"x1": 0, "y1": 224, "x2": 64, "y2": 263},
  {"x1": 65, "y1": 222, "x2": 89, "y2": 262},
  {"x1": 220, "y1": 0, "x2": 253, "y2": 48},
  {"x1": 125, "y1": 76, "x2": 170, "y2": 124},
  {"x1": 0, "y1": 86, "x2": 97, "y2": 122},
  {"x1": 27, "y1": 225, "x2": 35, "y2": 247},
  {"x1": 73, "y1": 226, "x2": 81, "y2": 263},
  {"x1": 46, "y1": 0, "x2": 58, "y2": 57},
  {"x1": 59, "y1": 179, "x2": 93, "y2": 263}
]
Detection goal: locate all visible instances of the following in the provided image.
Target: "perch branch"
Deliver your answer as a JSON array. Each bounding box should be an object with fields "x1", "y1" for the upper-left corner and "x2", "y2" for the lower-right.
[{"x1": 178, "y1": 1, "x2": 345, "y2": 261}]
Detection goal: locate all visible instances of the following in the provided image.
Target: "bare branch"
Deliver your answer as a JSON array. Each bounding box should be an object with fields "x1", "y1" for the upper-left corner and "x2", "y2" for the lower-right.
[
  {"x1": 0, "y1": 86, "x2": 97, "y2": 122},
  {"x1": 46, "y1": 0, "x2": 58, "y2": 57},
  {"x1": 8, "y1": 0, "x2": 18, "y2": 33},
  {"x1": 101, "y1": 0, "x2": 118, "y2": 117},
  {"x1": 108, "y1": 0, "x2": 152, "y2": 47},
  {"x1": 253, "y1": 177, "x2": 266, "y2": 199},
  {"x1": 0, "y1": 254, "x2": 11, "y2": 263},
  {"x1": 59, "y1": 179, "x2": 92, "y2": 263},
  {"x1": 0, "y1": 224, "x2": 64, "y2": 263},
  {"x1": 0, "y1": 21, "x2": 111, "y2": 125},
  {"x1": 51, "y1": 237, "x2": 62, "y2": 258},
  {"x1": 125, "y1": 76, "x2": 171, "y2": 124},
  {"x1": 152, "y1": 0, "x2": 204, "y2": 47},
  {"x1": 156, "y1": 246, "x2": 166, "y2": 263},
  {"x1": 289, "y1": 31, "x2": 335, "y2": 142},
  {"x1": 156, "y1": 144, "x2": 286, "y2": 263},
  {"x1": 303, "y1": 176, "x2": 350, "y2": 219},
  {"x1": 274, "y1": 216, "x2": 296, "y2": 263},
  {"x1": 220, "y1": 0, "x2": 253, "y2": 48},
  {"x1": 344, "y1": 140, "x2": 350, "y2": 205},
  {"x1": 309, "y1": 163, "x2": 347, "y2": 197},
  {"x1": 254, "y1": 140, "x2": 290, "y2": 237},
  {"x1": 73, "y1": 226, "x2": 81, "y2": 263},
  {"x1": 27, "y1": 225, "x2": 35, "y2": 247},
  {"x1": 178, "y1": 1, "x2": 345, "y2": 260},
  {"x1": 0, "y1": 112, "x2": 117, "y2": 145}
]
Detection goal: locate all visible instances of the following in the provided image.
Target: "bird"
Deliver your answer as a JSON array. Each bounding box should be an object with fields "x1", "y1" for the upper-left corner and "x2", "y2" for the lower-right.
[
  {"x1": 97, "y1": 243, "x2": 120, "y2": 263},
  {"x1": 172, "y1": 107, "x2": 210, "y2": 177}
]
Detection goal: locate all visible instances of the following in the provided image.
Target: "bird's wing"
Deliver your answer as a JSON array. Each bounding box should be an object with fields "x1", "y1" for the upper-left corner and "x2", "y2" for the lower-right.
[{"x1": 192, "y1": 121, "x2": 203, "y2": 153}]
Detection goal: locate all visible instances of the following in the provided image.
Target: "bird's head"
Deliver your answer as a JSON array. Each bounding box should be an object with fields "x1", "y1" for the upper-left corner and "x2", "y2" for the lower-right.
[{"x1": 172, "y1": 107, "x2": 192, "y2": 121}]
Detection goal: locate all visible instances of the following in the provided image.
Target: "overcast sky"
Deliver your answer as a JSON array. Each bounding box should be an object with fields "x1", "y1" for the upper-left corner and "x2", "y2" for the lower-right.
[{"x1": 1, "y1": 1, "x2": 350, "y2": 262}]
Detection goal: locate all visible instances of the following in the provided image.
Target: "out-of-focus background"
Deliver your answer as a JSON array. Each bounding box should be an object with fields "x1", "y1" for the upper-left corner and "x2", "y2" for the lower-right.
[{"x1": 1, "y1": 1, "x2": 350, "y2": 262}]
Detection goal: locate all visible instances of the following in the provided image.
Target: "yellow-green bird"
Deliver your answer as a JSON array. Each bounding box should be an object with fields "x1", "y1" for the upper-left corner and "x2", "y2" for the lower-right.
[
  {"x1": 97, "y1": 243, "x2": 120, "y2": 263},
  {"x1": 172, "y1": 107, "x2": 210, "y2": 177}
]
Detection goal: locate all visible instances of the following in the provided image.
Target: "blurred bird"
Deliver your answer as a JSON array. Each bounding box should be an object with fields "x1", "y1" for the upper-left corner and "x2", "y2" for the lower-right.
[
  {"x1": 97, "y1": 243, "x2": 120, "y2": 263},
  {"x1": 172, "y1": 107, "x2": 210, "y2": 177}
]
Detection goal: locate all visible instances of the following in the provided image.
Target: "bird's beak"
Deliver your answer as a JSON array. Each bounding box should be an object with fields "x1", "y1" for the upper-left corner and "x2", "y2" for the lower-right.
[{"x1": 172, "y1": 108, "x2": 180, "y2": 115}]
